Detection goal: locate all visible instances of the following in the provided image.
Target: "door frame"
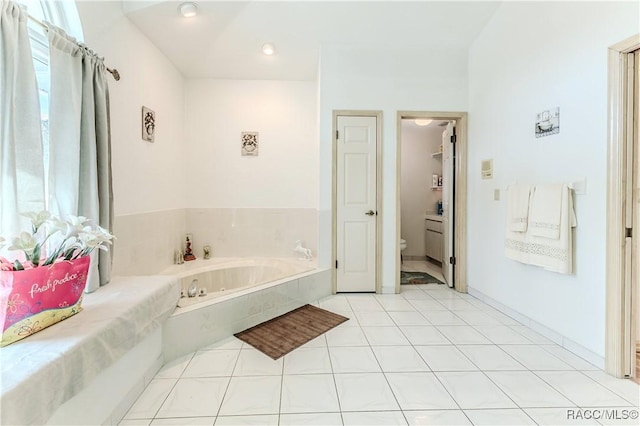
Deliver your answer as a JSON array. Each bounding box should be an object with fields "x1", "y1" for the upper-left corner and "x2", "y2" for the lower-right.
[
  {"x1": 332, "y1": 110, "x2": 383, "y2": 294},
  {"x1": 606, "y1": 34, "x2": 640, "y2": 378},
  {"x1": 396, "y1": 111, "x2": 468, "y2": 294}
]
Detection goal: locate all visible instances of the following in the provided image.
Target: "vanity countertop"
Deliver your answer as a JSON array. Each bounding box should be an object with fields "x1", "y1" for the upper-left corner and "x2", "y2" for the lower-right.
[{"x1": 425, "y1": 214, "x2": 443, "y2": 222}]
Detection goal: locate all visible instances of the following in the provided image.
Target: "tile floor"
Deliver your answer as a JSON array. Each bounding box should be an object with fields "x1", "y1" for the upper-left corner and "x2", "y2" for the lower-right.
[
  {"x1": 121, "y1": 284, "x2": 639, "y2": 426},
  {"x1": 402, "y1": 260, "x2": 445, "y2": 283}
]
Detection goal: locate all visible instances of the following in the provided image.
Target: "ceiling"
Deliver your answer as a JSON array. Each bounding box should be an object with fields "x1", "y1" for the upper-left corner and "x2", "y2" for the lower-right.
[{"x1": 123, "y1": 1, "x2": 502, "y2": 80}]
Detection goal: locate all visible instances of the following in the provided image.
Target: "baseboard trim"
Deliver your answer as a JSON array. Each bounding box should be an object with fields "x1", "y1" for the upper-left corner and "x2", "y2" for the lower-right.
[{"x1": 468, "y1": 287, "x2": 605, "y2": 369}]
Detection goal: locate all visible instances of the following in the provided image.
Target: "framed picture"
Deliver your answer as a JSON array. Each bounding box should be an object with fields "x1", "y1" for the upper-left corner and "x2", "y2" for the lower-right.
[
  {"x1": 241, "y1": 131, "x2": 259, "y2": 156},
  {"x1": 535, "y1": 107, "x2": 559, "y2": 138},
  {"x1": 142, "y1": 106, "x2": 155, "y2": 142}
]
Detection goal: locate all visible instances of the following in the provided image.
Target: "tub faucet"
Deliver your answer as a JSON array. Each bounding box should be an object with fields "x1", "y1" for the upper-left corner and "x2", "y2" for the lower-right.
[
  {"x1": 203, "y1": 245, "x2": 211, "y2": 259},
  {"x1": 187, "y1": 279, "x2": 198, "y2": 297}
]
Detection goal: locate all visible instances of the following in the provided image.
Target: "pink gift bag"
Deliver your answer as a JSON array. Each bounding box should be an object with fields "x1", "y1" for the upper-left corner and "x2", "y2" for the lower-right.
[{"x1": 0, "y1": 256, "x2": 90, "y2": 346}]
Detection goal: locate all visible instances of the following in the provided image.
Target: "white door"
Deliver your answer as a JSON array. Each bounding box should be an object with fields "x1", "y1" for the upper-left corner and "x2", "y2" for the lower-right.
[
  {"x1": 442, "y1": 122, "x2": 455, "y2": 288},
  {"x1": 336, "y1": 115, "x2": 377, "y2": 292}
]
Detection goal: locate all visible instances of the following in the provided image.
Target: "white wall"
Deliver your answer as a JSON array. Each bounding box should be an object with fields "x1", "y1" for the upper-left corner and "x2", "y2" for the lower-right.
[
  {"x1": 400, "y1": 122, "x2": 443, "y2": 256},
  {"x1": 185, "y1": 80, "x2": 318, "y2": 209},
  {"x1": 467, "y1": 1, "x2": 639, "y2": 359},
  {"x1": 319, "y1": 46, "x2": 468, "y2": 291},
  {"x1": 77, "y1": 1, "x2": 187, "y2": 274}
]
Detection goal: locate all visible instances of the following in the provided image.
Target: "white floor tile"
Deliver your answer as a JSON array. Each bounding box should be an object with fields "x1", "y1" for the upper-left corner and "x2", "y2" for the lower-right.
[
  {"x1": 408, "y1": 299, "x2": 449, "y2": 311},
  {"x1": 375, "y1": 297, "x2": 416, "y2": 312},
  {"x1": 297, "y1": 334, "x2": 328, "y2": 348},
  {"x1": 214, "y1": 415, "x2": 278, "y2": 425},
  {"x1": 348, "y1": 298, "x2": 384, "y2": 312},
  {"x1": 156, "y1": 378, "x2": 229, "y2": 418},
  {"x1": 499, "y1": 345, "x2": 573, "y2": 370},
  {"x1": 372, "y1": 346, "x2": 430, "y2": 372},
  {"x1": 582, "y1": 370, "x2": 640, "y2": 406},
  {"x1": 401, "y1": 290, "x2": 433, "y2": 300},
  {"x1": 436, "y1": 372, "x2": 516, "y2": 409},
  {"x1": 485, "y1": 310, "x2": 522, "y2": 326},
  {"x1": 399, "y1": 326, "x2": 451, "y2": 345},
  {"x1": 404, "y1": 410, "x2": 471, "y2": 425},
  {"x1": 485, "y1": 371, "x2": 574, "y2": 408},
  {"x1": 473, "y1": 325, "x2": 535, "y2": 344},
  {"x1": 125, "y1": 379, "x2": 177, "y2": 419},
  {"x1": 464, "y1": 408, "x2": 536, "y2": 425},
  {"x1": 319, "y1": 297, "x2": 353, "y2": 312},
  {"x1": 420, "y1": 310, "x2": 466, "y2": 326},
  {"x1": 280, "y1": 374, "x2": 340, "y2": 413},
  {"x1": 386, "y1": 372, "x2": 458, "y2": 410},
  {"x1": 278, "y1": 412, "x2": 343, "y2": 426},
  {"x1": 342, "y1": 410, "x2": 407, "y2": 425},
  {"x1": 182, "y1": 350, "x2": 239, "y2": 378},
  {"x1": 334, "y1": 373, "x2": 400, "y2": 411},
  {"x1": 329, "y1": 346, "x2": 381, "y2": 373},
  {"x1": 388, "y1": 311, "x2": 431, "y2": 326},
  {"x1": 437, "y1": 299, "x2": 480, "y2": 312},
  {"x1": 456, "y1": 345, "x2": 526, "y2": 371},
  {"x1": 151, "y1": 417, "x2": 216, "y2": 425},
  {"x1": 120, "y1": 420, "x2": 151, "y2": 426},
  {"x1": 353, "y1": 311, "x2": 395, "y2": 326},
  {"x1": 155, "y1": 353, "x2": 195, "y2": 379},
  {"x1": 284, "y1": 347, "x2": 332, "y2": 375},
  {"x1": 233, "y1": 349, "x2": 283, "y2": 376},
  {"x1": 325, "y1": 326, "x2": 369, "y2": 347},
  {"x1": 541, "y1": 345, "x2": 600, "y2": 371},
  {"x1": 362, "y1": 326, "x2": 411, "y2": 346},
  {"x1": 414, "y1": 345, "x2": 478, "y2": 371},
  {"x1": 524, "y1": 408, "x2": 601, "y2": 425},
  {"x1": 510, "y1": 325, "x2": 556, "y2": 344},
  {"x1": 534, "y1": 371, "x2": 632, "y2": 407},
  {"x1": 218, "y1": 376, "x2": 281, "y2": 416},
  {"x1": 436, "y1": 326, "x2": 492, "y2": 345}
]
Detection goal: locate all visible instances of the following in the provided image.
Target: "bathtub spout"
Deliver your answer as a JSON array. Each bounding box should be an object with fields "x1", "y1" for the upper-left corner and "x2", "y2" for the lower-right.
[{"x1": 187, "y1": 279, "x2": 198, "y2": 297}]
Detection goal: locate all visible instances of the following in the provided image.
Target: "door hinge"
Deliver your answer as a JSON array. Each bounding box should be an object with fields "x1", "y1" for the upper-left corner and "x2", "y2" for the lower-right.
[
  {"x1": 450, "y1": 135, "x2": 457, "y2": 143},
  {"x1": 449, "y1": 256, "x2": 456, "y2": 265},
  {"x1": 336, "y1": 130, "x2": 339, "y2": 140},
  {"x1": 626, "y1": 227, "x2": 632, "y2": 238},
  {"x1": 335, "y1": 260, "x2": 338, "y2": 269}
]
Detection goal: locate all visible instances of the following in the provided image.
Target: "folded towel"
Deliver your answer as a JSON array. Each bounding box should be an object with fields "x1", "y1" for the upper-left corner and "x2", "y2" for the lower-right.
[
  {"x1": 505, "y1": 184, "x2": 576, "y2": 274},
  {"x1": 529, "y1": 184, "x2": 563, "y2": 239},
  {"x1": 507, "y1": 184, "x2": 532, "y2": 232}
]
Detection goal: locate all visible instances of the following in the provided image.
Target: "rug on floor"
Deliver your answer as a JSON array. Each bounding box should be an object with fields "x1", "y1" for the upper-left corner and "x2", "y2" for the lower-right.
[
  {"x1": 234, "y1": 304, "x2": 349, "y2": 359},
  {"x1": 401, "y1": 271, "x2": 444, "y2": 285}
]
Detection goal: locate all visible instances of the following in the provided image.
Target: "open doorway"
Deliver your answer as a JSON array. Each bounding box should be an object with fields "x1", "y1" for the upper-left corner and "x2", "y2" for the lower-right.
[
  {"x1": 398, "y1": 118, "x2": 453, "y2": 286},
  {"x1": 396, "y1": 111, "x2": 468, "y2": 294}
]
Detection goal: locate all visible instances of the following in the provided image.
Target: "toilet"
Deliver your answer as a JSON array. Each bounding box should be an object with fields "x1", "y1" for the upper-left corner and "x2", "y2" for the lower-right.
[{"x1": 400, "y1": 238, "x2": 407, "y2": 263}]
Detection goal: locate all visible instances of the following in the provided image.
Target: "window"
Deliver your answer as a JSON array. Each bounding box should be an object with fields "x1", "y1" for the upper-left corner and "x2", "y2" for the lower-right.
[{"x1": 18, "y1": 0, "x2": 83, "y2": 206}]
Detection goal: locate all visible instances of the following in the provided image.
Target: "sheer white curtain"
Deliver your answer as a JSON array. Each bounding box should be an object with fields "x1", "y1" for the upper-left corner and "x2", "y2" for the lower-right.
[
  {"x1": 0, "y1": 1, "x2": 45, "y2": 237},
  {"x1": 47, "y1": 26, "x2": 113, "y2": 292}
]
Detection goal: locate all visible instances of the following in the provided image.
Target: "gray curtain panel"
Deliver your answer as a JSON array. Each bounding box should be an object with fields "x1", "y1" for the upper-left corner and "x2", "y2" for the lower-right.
[
  {"x1": 47, "y1": 26, "x2": 113, "y2": 292},
  {"x1": 0, "y1": 1, "x2": 45, "y2": 236}
]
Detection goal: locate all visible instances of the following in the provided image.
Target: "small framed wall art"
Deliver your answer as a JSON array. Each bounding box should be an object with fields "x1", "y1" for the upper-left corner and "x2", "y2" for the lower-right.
[
  {"x1": 241, "y1": 131, "x2": 259, "y2": 156},
  {"x1": 142, "y1": 106, "x2": 156, "y2": 142},
  {"x1": 535, "y1": 107, "x2": 559, "y2": 138}
]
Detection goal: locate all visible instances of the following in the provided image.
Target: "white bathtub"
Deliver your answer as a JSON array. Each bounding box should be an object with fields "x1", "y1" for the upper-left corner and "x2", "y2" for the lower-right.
[
  {"x1": 161, "y1": 257, "x2": 331, "y2": 361},
  {"x1": 162, "y1": 257, "x2": 316, "y2": 310}
]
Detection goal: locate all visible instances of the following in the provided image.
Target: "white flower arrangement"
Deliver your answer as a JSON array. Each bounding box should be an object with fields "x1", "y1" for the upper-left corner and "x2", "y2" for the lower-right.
[{"x1": 0, "y1": 211, "x2": 114, "y2": 271}]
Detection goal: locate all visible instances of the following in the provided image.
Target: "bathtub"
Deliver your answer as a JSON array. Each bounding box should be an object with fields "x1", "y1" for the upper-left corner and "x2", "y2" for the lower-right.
[
  {"x1": 161, "y1": 257, "x2": 332, "y2": 361},
  {"x1": 162, "y1": 257, "x2": 317, "y2": 310}
]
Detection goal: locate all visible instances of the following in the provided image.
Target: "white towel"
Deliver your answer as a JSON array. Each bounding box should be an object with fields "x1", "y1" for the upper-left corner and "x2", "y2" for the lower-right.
[
  {"x1": 505, "y1": 184, "x2": 576, "y2": 274},
  {"x1": 507, "y1": 184, "x2": 532, "y2": 232},
  {"x1": 529, "y1": 184, "x2": 563, "y2": 239}
]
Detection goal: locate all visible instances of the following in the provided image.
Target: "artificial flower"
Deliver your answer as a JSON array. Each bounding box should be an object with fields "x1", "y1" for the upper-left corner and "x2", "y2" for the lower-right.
[
  {"x1": 9, "y1": 232, "x2": 38, "y2": 256},
  {"x1": 21, "y1": 211, "x2": 51, "y2": 231}
]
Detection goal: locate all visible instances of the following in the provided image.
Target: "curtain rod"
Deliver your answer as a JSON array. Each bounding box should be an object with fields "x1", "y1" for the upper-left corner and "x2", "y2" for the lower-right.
[{"x1": 27, "y1": 14, "x2": 121, "y2": 81}]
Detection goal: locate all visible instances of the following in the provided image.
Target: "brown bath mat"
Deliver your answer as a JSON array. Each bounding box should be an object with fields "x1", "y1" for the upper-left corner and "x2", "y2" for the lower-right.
[{"x1": 234, "y1": 304, "x2": 349, "y2": 359}]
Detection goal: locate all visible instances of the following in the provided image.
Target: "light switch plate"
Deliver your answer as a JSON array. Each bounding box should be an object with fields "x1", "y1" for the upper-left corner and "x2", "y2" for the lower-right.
[{"x1": 494, "y1": 189, "x2": 500, "y2": 201}]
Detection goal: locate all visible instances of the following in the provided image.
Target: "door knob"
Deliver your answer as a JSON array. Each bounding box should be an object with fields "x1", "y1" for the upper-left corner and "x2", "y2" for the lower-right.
[{"x1": 365, "y1": 210, "x2": 375, "y2": 216}]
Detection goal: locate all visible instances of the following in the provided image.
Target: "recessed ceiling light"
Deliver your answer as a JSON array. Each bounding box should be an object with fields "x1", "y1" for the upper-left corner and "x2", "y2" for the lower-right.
[
  {"x1": 262, "y1": 43, "x2": 275, "y2": 55},
  {"x1": 179, "y1": 2, "x2": 198, "y2": 18},
  {"x1": 415, "y1": 119, "x2": 433, "y2": 126}
]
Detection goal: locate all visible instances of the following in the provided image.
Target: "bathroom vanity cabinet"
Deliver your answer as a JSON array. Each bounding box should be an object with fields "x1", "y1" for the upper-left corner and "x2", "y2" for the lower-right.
[{"x1": 425, "y1": 215, "x2": 443, "y2": 263}]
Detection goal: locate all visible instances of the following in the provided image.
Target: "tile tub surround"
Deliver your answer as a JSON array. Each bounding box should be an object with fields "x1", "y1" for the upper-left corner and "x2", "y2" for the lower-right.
[
  {"x1": 163, "y1": 269, "x2": 331, "y2": 362},
  {"x1": 112, "y1": 209, "x2": 187, "y2": 276},
  {"x1": 186, "y1": 208, "x2": 318, "y2": 258},
  {"x1": 126, "y1": 285, "x2": 640, "y2": 425}
]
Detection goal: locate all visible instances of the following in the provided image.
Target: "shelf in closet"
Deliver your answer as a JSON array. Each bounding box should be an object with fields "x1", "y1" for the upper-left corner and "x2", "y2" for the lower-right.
[
  {"x1": 431, "y1": 152, "x2": 442, "y2": 158},
  {"x1": 430, "y1": 186, "x2": 443, "y2": 190}
]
